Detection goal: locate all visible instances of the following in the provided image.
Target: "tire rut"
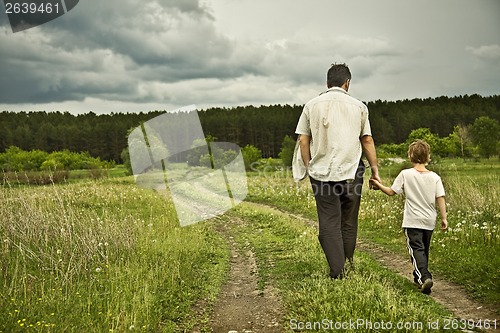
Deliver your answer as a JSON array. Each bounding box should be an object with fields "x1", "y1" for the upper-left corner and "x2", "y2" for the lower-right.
[{"x1": 191, "y1": 216, "x2": 283, "y2": 333}]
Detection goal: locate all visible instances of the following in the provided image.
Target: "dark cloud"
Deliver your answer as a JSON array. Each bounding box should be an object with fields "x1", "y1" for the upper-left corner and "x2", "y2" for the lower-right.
[
  {"x1": 0, "y1": 0, "x2": 499, "y2": 111},
  {"x1": 0, "y1": 0, "x2": 261, "y2": 104}
]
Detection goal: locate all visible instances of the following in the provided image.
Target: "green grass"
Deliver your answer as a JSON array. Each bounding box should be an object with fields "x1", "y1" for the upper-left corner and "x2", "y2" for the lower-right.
[
  {"x1": 245, "y1": 158, "x2": 500, "y2": 307},
  {"x1": 1, "y1": 157, "x2": 498, "y2": 332},
  {"x1": 361, "y1": 159, "x2": 500, "y2": 305},
  {"x1": 226, "y1": 203, "x2": 461, "y2": 333},
  {"x1": 0, "y1": 177, "x2": 229, "y2": 332}
]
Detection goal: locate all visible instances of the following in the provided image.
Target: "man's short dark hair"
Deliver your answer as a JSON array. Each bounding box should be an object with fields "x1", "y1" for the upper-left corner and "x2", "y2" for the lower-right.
[{"x1": 327, "y1": 63, "x2": 351, "y2": 88}]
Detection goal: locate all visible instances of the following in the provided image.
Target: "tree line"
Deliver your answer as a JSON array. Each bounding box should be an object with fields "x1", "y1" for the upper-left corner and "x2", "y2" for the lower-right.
[{"x1": 1, "y1": 94, "x2": 499, "y2": 163}]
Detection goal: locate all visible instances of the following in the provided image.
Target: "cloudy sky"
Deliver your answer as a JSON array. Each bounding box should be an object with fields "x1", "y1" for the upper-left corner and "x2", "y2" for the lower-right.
[{"x1": 0, "y1": 0, "x2": 499, "y2": 114}]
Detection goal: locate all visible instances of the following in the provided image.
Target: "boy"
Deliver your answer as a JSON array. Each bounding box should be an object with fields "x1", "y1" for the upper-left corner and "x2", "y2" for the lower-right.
[{"x1": 370, "y1": 140, "x2": 448, "y2": 294}]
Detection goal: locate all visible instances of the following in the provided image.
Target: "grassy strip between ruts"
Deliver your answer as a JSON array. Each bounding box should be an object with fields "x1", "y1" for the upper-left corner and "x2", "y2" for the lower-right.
[
  {"x1": 225, "y1": 202, "x2": 463, "y2": 333},
  {"x1": 245, "y1": 158, "x2": 500, "y2": 307},
  {"x1": 0, "y1": 177, "x2": 229, "y2": 333}
]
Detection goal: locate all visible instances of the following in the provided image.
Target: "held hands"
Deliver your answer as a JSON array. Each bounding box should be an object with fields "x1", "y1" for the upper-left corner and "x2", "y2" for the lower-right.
[{"x1": 369, "y1": 178, "x2": 382, "y2": 190}]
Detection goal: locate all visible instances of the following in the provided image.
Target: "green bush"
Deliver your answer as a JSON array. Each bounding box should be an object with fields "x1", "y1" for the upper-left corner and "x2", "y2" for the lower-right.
[
  {"x1": 0, "y1": 146, "x2": 107, "y2": 172},
  {"x1": 241, "y1": 144, "x2": 262, "y2": 170},
  {"x1": 377, "y1": 143, "x2": 406, "y2": 158},
  {"x1": 278, "y1": 135, "x2": 296, "y2": 167}
]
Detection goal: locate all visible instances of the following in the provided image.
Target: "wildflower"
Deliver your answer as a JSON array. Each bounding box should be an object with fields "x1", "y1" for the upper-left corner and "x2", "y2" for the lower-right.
[
  {"x1": 56, "y1": 249, "x2": 62, "y2": 255},
  {"x1": 95, "y1": 267, "x2": 102, "y2": 273}
]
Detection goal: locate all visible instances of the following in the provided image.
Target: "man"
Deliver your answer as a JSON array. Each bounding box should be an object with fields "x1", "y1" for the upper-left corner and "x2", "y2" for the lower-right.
[{"x1": 295, "y1": 63, "x2": 380, "y2": 279}]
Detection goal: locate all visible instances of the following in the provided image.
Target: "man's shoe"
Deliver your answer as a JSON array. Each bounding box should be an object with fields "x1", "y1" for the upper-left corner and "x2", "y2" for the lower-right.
[{"x1": 421, "y1": 278, "x2": 433, "y2": 294}]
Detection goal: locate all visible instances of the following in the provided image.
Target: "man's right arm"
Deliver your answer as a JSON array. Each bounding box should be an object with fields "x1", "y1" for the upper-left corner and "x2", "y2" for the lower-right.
[
  {"x1": 299, "y1": 134, "x2": 311, "y2": 169},
  {"x1": 360, "y1": 135, "x2": 380, "y2": 184}
]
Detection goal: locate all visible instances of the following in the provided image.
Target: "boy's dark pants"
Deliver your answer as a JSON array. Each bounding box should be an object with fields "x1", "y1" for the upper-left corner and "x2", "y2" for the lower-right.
[
  {"x1": 404, "y1": 228, "x2": 433, "y2": 285},
  {"x1": 310, "y1": 163, "x2": 364, "y2": 279}
]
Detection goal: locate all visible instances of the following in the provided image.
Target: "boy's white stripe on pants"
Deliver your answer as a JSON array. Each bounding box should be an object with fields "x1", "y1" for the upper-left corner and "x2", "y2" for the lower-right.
[
  {"x1": 405, "y1": 229, "x2": 423, "y2": 285},
  {"x1": 404, "y1": 228, "x2": 434, "y2": 286}
]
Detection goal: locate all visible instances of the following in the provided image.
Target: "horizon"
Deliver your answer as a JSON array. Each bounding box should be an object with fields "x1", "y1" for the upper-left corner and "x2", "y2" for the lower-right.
[{"x1": 2, "y1": 92, "x2": 499, "y2": 116}]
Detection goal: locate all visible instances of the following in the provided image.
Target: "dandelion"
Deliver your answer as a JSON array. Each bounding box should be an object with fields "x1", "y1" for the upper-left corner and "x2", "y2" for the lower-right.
[{"x1": 95, "y1": 267, "x2": 102, "y2": 273}]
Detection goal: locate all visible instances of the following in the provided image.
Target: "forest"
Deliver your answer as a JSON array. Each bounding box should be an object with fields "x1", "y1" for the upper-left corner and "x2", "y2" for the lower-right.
[{"x1": 1, "y1": 94, "x2": 499, "y2": 162}]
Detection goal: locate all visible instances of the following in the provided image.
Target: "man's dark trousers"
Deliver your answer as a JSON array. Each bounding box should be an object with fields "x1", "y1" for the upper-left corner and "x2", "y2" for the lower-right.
[{"x1": 310, "y1": 162, "x2": 365, "y2": 278}]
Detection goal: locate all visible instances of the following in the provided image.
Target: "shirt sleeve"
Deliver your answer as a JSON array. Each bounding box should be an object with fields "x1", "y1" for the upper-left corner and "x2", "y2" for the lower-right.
[
  {"x1": 391, "y1": 171, "x2": 405, "y2": 195},
  {"x1": 360, "y1": 104, "x2": 372, "y2": 137},
  {"x1": 295, "y1": 105, "x2": 311, "y2": 136},
  {"x1": 435, "y1": 175, "x2": 445, "y2": 198}
]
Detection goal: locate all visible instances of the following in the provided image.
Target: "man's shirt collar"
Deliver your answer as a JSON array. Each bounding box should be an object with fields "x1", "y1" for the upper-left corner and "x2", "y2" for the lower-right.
[{"x1": 320, "y1": 87, "x2": 349, "y2": 96}]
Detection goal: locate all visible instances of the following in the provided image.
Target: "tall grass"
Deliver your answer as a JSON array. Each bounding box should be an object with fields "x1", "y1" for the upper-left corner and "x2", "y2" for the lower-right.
[
  {"x1": 360, "y1": 164, "x2": 500, "y2": 304},
  {"x1": 0, "y1": 178, "x2": 229, "y2": 332},
  {"x1": 245, "y1": 158, "x2": 500, "y2": 306}
]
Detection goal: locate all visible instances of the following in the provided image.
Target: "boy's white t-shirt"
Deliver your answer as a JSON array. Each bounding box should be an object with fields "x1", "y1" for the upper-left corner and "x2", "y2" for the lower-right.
[{"x1": 391, "y1": 168, "x2": 445, "y2": 230}]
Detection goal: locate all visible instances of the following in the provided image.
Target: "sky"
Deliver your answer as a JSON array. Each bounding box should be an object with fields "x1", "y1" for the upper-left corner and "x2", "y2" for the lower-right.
[{"x1": 0, "y1": 0, "x2": 499, "y2": 114}]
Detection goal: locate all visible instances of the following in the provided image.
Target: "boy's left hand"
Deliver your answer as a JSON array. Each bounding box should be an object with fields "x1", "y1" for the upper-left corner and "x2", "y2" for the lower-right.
[
  {"x1": 441, "y1": 219, "x2": 448, "y2": 231},
  {"x1": 369, "y1": 178, "x2": 381, "y2": 190}
]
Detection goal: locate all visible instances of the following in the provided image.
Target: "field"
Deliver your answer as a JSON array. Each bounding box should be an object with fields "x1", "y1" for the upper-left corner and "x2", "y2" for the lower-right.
[
  {"x1": 247, "y1": 158, "x2": 500, "y2": 305},
  {"x1": 1, "y1": 158, "x2": 499, "y2": 332},
  {"x1": 1, "y1": 178, "x2": 228, "y2": 332}
]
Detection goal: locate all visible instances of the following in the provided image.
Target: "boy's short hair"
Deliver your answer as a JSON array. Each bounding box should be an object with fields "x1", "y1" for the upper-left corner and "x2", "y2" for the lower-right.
[{"x1": 408, "y1": 140, "x2": 431, "y2": 164}]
